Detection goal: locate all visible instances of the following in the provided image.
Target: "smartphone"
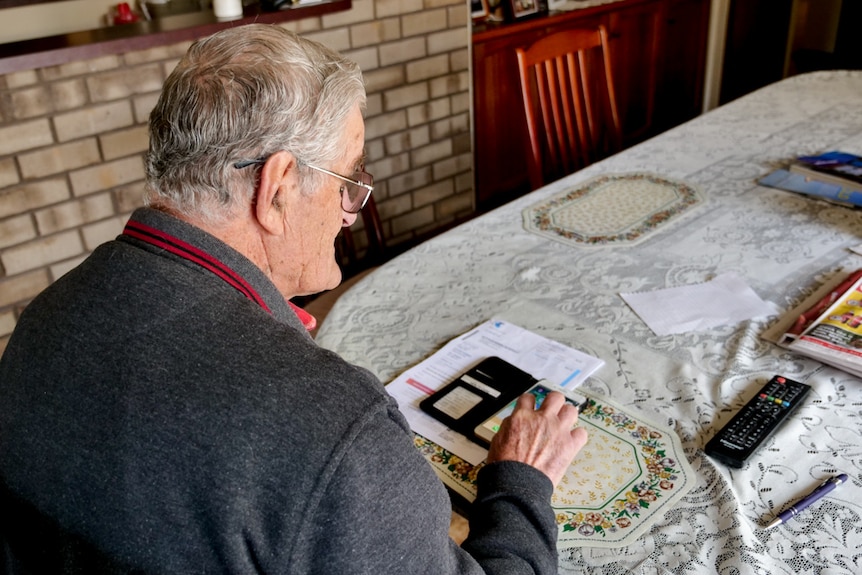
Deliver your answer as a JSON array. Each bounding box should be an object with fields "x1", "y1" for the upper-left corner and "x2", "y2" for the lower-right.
[{"x1": 473, "y1": 381, "x2": 589, "y2": 445}]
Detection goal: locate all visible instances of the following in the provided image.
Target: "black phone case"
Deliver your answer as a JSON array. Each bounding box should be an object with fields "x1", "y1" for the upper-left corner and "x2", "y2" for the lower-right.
[{"x1": 419, "y1": 356, "x2": 537, "y2": 438}]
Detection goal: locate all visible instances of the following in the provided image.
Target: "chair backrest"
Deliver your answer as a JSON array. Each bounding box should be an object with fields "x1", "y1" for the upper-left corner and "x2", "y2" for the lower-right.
[
  {"x1": 516, "y1": 26, "x2": 622, "y2": 190},
  {"x1": 336, "y1": 193, "x2": 386, "y2": 278}
]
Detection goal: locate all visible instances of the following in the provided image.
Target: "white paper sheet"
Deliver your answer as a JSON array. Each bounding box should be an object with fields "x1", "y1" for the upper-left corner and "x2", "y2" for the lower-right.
[
  {"x1": 386, "y1": 318, "x2": 605, "y2": 465},
  {"x1": 620, "y1": 272, "x2": 775, "y2": 336}
]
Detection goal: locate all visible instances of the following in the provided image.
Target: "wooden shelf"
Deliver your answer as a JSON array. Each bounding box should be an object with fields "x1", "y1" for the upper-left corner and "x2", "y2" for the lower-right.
[
  {"x1": 473, "y1": 5, "x2": 617, "y2": 42},
  {"x1": 0, "y1": 0, "x2": 351, "y2": 75}
]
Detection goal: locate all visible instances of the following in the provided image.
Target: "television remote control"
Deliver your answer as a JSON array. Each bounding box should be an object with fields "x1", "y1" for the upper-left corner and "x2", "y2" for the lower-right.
[{"x1": 705, "y1": 375, "x2": 811, "y2": 468}]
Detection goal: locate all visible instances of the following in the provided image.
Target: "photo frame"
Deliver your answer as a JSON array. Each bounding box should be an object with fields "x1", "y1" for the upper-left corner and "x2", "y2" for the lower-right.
[
  {"x1": 508, "y1": 0, "x2": 540, "y2": 20},
  {"x1": 471, "y1": 0, "x2": 489, "y2": 21}
]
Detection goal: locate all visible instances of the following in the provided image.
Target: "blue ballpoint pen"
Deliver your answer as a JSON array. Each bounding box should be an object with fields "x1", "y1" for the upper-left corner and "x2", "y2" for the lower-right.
[{"x1": 766, "y1": 474, "x2": 849, "y2": 529}]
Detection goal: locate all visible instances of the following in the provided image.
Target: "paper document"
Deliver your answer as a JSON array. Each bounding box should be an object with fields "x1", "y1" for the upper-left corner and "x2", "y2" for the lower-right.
[
  {"x1": 620, "y1": 273, "x2": 775, "y2": 336},
  {"x1": 387, "y1": 318, "x2": 605, "y2": 465}
]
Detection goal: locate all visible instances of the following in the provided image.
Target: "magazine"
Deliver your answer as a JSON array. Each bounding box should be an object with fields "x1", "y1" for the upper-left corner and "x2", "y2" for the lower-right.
[{"x1": 765, "y1": 269, "x2": 862, "y2": 377}]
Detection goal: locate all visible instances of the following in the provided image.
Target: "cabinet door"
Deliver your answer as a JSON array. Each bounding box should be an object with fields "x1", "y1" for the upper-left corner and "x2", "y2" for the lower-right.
[
  {"x1": 607, "y1": 1, "x2": 662, "y2": 144},
  {"x1": 655, "y1": 0, "x2": 710, "y2": 128}
]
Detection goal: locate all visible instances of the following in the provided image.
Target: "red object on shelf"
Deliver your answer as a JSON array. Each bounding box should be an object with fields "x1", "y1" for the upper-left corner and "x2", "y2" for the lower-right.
[{"x1": 113, "y1": 2, "x2": 139, "y2": 25}]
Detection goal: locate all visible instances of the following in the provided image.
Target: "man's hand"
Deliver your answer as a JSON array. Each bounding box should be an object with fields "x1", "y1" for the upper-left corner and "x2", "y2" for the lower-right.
[{"x1": 486, "y1": 391, "x2": 588, "y2": 487}]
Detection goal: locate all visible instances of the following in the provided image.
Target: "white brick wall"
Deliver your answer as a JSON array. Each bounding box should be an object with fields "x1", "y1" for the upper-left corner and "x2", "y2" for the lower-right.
[
  {"x1": 1, "y1": 229, "x2": 83, "y2": 276},
  {"x1": 0, "y1": 0, "x2": 474, "y2": 352},
  {"x1": 18, "y1": 139, "x2": 102, "y2": 179},
  {"x1": 0, "y1": 119, "x2": 54, "y2": 155}
]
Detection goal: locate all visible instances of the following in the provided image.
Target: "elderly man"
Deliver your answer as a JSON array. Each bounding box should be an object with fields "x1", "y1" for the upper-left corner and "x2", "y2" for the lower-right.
[{"x1": 0, "y1": 25, "x2": 587, "y2": 574}]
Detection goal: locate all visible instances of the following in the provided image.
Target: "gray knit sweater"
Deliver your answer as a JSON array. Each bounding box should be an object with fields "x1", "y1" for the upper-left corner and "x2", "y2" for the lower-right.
[{"x1": 0, "y1": 208, "x2": 559, "y2": 574}]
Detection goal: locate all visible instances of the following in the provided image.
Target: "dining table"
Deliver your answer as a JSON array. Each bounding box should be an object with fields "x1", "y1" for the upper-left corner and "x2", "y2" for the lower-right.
[{"x1": 314, "y1": 70, "x2": 862, "y2": 574}]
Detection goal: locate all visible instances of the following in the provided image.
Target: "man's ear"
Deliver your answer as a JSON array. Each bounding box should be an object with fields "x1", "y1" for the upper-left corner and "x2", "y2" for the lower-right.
[{"x1": 254, "y1": 151, "x2": 297, "y2": 235}]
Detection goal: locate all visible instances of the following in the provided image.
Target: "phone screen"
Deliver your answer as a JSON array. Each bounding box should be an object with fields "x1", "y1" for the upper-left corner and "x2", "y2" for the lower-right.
[{"x1": 474, "y1": 382, "x2": 587, "y2": 444}]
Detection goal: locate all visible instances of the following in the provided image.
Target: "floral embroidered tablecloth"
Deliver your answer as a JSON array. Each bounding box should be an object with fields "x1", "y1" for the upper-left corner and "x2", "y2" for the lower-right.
[{"x1": 416, "y1": 390, "x2": 694, "y2": 548}]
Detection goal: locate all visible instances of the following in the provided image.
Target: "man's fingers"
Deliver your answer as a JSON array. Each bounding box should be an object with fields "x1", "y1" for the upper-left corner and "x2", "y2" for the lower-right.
[
  {"x1": 515, "y1": 392, "x2": 537, "y2": 411},
  {"x1": 511, "y1": 390, "x2": 582, "y2": 429},
  {"x1": 534, "y1": 391, "x2": 579, "y2": 426},
  {"x1": 535, "y1": 390, "x2": 566, "y2": 412},
  {"x1": 570, "y1": 426, "x2": 589, "y2": 450}
]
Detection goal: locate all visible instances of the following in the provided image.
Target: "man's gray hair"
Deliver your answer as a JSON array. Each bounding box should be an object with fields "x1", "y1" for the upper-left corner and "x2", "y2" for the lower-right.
[{"x1": 144, "y1": 24, "x2": 366, "y2": 224}]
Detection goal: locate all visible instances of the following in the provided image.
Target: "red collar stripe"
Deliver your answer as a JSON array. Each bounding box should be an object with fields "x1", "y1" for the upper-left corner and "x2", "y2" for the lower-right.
[{"x1": 123, "y1": 220, "x2": 272, "y2": 314}]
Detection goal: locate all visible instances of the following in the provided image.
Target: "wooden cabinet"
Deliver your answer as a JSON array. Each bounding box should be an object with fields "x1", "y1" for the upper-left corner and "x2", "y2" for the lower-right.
[{"x1": 472, "y1": 0, "x2": 709, "y2": 209}]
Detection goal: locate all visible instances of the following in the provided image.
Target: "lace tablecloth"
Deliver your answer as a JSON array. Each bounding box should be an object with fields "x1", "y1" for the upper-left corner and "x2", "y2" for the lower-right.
[{"x1": 316, "y1": 71, "x2": 862, "y2": 574}]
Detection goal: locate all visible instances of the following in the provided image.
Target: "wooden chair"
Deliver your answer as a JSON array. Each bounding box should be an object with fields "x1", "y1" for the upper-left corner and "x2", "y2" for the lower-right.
[
  {"x1": 516, "y1": 26, "x2": 622, "y2": 190},
  {"x1": 301, "y1": 194, "x2": 386, "y2": 336},
  {"x1": 337, "y1": 192, "x2": 385, "y2": 278}
]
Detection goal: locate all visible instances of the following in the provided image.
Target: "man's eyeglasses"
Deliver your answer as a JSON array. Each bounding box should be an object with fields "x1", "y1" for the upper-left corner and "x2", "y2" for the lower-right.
[{"x1": 234, "y1": 158, "x2": 373, "y2": 214}]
